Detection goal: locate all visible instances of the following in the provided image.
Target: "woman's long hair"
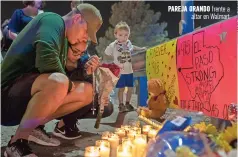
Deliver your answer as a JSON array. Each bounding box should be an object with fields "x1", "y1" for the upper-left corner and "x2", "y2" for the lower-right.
[{"x1": 22, "y1": 0, "x2": 46, "y2": 9}]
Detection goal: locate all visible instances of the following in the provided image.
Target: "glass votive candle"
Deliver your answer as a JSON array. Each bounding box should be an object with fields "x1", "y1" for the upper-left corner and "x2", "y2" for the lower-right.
[
  {"x1": 121, "y1": 125, "x2": 131, "y2": 134},
  {"x1": 122, "y1": 137, "x2": 137, "y2": 156},
  {"x1": 131, "y1": 126, "x2": 141, "y2": 134},
  {"x1": 148, "y1": 129, "x2": 158, "y2": 139},
  {"x1": 133, "y1": 134, "x2": 147, "y2": 157},
  {"x1": 84, "y1": 146, "x2": 100, "y2": 157},
  {"x1": 128, "y1": 120, "x2": 140, "y2": 127},
  {"x1": 121, "y1": 137, "x2": 133, "y2": 148},
  {"x1": 117, "y1": 144, "x2": 133, "y2": 157},
  {"x1": 121, "y1": 125, "x2": 130, "y2": 129},
  {"x1": 134, "y1": 134, "x2": 147, "y2": 143},
  {"x1": 127, "y1": 130, "x2": 137, "y2": 140},
  {"x1": 115, "y1": 128, "x2": 126, "y2": 138},
  {"x1": 95, "y1": 140, "x2": 110, "y2": 157},
  {"x1": 108, "y1": 133, "x2": 119, "y2": 157},
  {"x1": 142, "y1": 125, "x2": 152, "y2": 135},
  {"x1": 107, "y1": 133, "x2": 119, "y2": 147},
  {"x1": 102, "y1": 131, "x2": 112, "y2": 140}
]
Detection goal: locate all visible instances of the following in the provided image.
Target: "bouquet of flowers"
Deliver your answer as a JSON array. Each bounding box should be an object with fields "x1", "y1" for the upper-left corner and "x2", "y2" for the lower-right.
[{"x1": 94, "y1": 63, "x2": 121, "y2": 128}]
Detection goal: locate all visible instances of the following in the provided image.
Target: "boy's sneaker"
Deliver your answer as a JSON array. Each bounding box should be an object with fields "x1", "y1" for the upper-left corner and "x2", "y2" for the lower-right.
[
  {"x1": 119, "y1": 103, "x2": 127, "y2": 113},
  {"x1": 28, "y1": 125, "x2": 60, "y2": 147},
  {"x1": 125, "y1": 103, "x2": 136, "y2": 112},
  {"x1": 4, "y1": 139, "x2": 37, "y2": 157},
  {"x1": 53, "y1": 122, "x2": 82, "y2": 140}
]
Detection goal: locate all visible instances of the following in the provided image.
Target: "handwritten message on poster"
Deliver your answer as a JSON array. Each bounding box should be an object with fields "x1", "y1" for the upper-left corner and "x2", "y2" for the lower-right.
[
  {"x1": 146, "y1": 39, "x2": 180, "y2": 108},
  {"x1": 177, "y1": 17, "x2": 237, "y2": 119}
]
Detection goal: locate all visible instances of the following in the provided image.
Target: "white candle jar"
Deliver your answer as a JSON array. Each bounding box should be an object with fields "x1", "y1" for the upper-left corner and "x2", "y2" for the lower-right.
[
  {"x1": 84, "y1": 146, "x2": 100, "y2": 157},
  {"x1": 117, "y1": 145, "x2": 133, "y2": 157},
  {"x1": 95, "y1": 140, "x2": 110, "y2": 157}
]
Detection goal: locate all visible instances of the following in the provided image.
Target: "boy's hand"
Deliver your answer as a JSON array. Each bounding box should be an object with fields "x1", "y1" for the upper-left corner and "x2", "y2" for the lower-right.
[
  {"x1": 133, "y1": 45, "x2": 148, "y2": 51},
  {"x1": 142, "y1": 47, "x2": 147, "y2": 51},
  {"x1": 85, "y1": 55, "x2": 100, "y2": 75}
]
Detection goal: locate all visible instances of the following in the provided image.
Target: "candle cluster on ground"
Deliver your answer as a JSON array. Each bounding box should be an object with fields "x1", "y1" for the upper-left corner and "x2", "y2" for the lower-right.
[
  {"x1": 84, "y1": 121, "x2": 161, "y2": 157},
  {"x1": 84, "y1": 115, "x2": 237, "y2": 157},
  {"x1": 84, "y1": 146, "x2": 100, "y2": 157},
  {"x1": 95, "y1": 140, "x2": 110, "y2": 157}
]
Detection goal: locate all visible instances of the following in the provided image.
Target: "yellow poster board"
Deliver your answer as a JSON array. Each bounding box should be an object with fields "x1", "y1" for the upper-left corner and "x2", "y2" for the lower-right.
[{"x1": 146, "y1": 39, "x2": 180, "y2": 108}]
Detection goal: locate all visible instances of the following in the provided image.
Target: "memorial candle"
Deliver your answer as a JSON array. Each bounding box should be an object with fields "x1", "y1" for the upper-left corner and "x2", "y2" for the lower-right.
[
  {"x1": 131, "y1": 126, "x2": 141, "y2": 134},
  {"x1": 142, "y1": 125, "x2": 152, "y2": 135},
  {"x1": 102, "y1": 131, "x2": 112, "y2": 140},
  {"x1": 148, "y1": 129, "x2": 158, "y2": 140},
  {"x1": 121, "y1": 125, "x2": 131, "y2": 135},
  {"x1": 122, "y1": 138, "x2": 136, "y2": 157},
  {"x1": 117, "y1": 145, "x2": 132, "y2": 157},
  {"x1": 127, "y1": 130, "x2": 137, "y2": 140},
  {"x1": 95, "y1": 140, "x2": 110, "y2": 157},
  {"x1": 115, "y1": 128, "x2": 126, "y2": 139},
  {"x1": 108, "y1": 134, "x2": 119, "y2": 157},
  {"x1": 84, "y1": 146, "x2": 100, "y2": 157},
  {"x1": 133, "y1": 135, "x2": 147, "y2": 157}
]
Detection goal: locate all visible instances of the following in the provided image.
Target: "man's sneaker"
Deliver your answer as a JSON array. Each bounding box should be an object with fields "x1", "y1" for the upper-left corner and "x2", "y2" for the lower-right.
[
  {"x1": 28, "y1": 125, "x2": 60, "y2": 146},
  {"x1": 4, "y1": 139, "x2": 37, "y2": 157},
  {"x1": 53, "y1": 122, "x2": 82, "y2": 140},
  {"x1": 119, "y1": 103, "x2": 127, "y2": 113},
  {"x1": 125, "y1": 103, "x2": 136, "y2": 112}
]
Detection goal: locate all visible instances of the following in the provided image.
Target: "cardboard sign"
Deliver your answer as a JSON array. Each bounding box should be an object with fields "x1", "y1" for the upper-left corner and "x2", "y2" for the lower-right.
[
  {"x1": 146, "y1": 39, "x2": 180, "y2": 108},
  {"x1": 177, "y1": 17, "x2": 237, "y2": 119}
]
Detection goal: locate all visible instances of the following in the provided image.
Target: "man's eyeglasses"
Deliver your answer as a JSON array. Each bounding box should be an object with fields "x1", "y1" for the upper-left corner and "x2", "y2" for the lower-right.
[
  {"x1": 68, "y1": 40, "x2": 91, "y2": 56},
  {"x1": 68, "y1": 43, "x2": 84, "y2": 57}
]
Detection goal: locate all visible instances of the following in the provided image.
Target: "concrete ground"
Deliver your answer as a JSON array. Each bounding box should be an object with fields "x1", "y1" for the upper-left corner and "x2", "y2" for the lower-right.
[
  {"x1": 1, "y1": 95, "x2": 140, "y2": 157},
  {"x1": 1, "y1": 94, "x2": 210, "y2": 157}
]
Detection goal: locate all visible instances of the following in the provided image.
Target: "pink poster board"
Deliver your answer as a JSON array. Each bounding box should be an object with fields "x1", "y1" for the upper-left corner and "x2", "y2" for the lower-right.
[{"x1": 177, "y1": 17, "x2": 237, "y2": 119}]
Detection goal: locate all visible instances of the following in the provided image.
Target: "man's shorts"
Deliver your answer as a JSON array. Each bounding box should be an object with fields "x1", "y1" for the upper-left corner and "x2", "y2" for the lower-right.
[
  {"x1": 116, "y1": 73, "x2": 134, "y2": 88},
  {"x1": 1, "y1": 73, "x2": 40, "y2": 126},
  {"x1": 1, "y1": 73, "x2": 113, "y2": 126}
]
